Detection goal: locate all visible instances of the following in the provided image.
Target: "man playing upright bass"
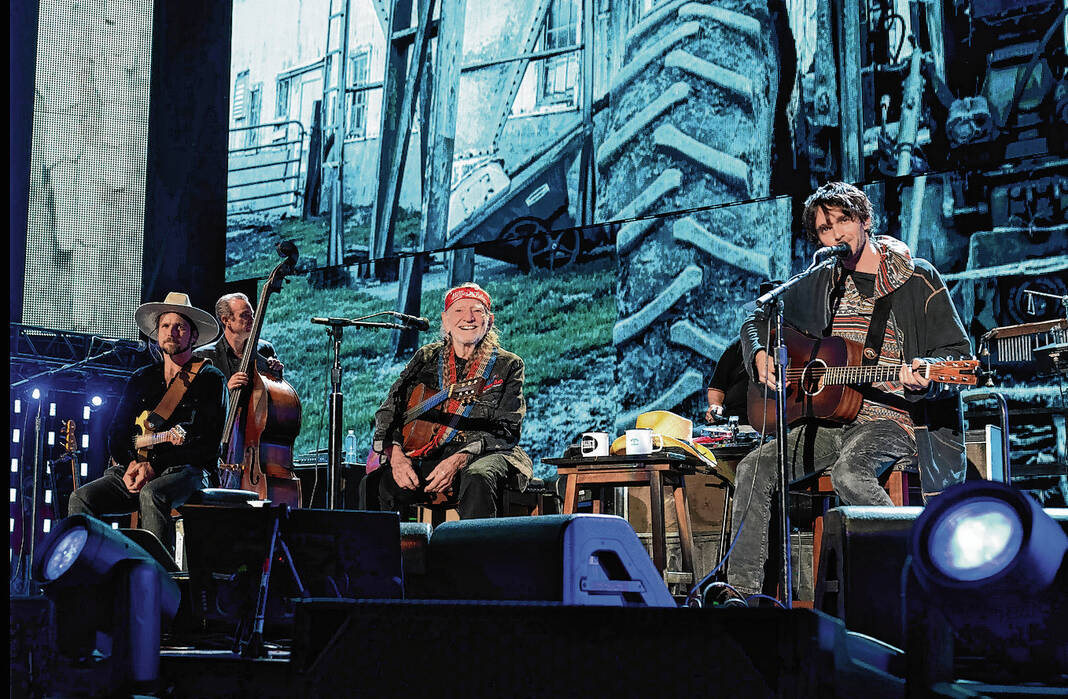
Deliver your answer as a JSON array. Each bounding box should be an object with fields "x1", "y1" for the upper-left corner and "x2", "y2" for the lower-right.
[
  {"x1": 194, "y1": 292, "x2": 285, "y2": 391},
  {"x1": 373, "y1": 282, "x2": 533, "y2": 519}
]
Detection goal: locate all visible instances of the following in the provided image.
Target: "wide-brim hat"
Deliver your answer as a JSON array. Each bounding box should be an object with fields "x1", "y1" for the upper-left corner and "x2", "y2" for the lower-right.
[
  {"x1": 135, "y1": 292, "x2": 220, "y2": 343},
  {"x1": 609, "y1": 410, "x2": 732, "y2": 484}
]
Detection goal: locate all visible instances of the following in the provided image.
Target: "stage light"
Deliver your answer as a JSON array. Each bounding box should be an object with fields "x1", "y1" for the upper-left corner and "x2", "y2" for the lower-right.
[
  {"x1": 12, "y1": 428, "x2": 20, "y2": 443},
  {"x1": 91, "y1": 395, "x2": 103, "y2": 407},
  {"x1": 83, "y1": 406, "x2": 91, "y2": 420},
  {"x1": 912, "y1": 481, "x2": 1066, "y2": 595},
  {"x1": 14, "y1": 399, "x2": 21, "y2": 413},
  {"x1": 33, "y1": 515, "x2": 181, "y2": 693},
  {"x1": 908, "y1": 480, "x2": 1068, "y2": 683},
  {"x1": 30, "y1": 388, "x2": 40, "y2": 400},
  {"x1": 49, "y1": 402, "x2": 56, "y2": 417},
  {"x1": 47, "y1": 431, "x2": 55, "y2": 446},
  {"x1": 11, "y1": 458, "x2": 18, "y2": 473},
  {"x1": 82, "y1": 434, "x2": 89, "y2": 449}
]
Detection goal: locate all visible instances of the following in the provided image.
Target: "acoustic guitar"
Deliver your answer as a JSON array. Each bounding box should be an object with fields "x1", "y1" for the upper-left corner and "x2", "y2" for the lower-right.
[
  {"x1": 400, "y1": 377, "x2": 485, "y2": 505},
  {"x1": 746, "y1": 326, "x2": 979, "y2": 432},
  {"x1": 133, "y1": 410, "x2": 187, "y2": 459}
]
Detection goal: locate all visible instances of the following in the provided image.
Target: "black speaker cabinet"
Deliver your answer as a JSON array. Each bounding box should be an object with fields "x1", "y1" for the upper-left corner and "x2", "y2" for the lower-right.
[{"x1": 424, "y1": 514, "x2": 676, "y2": 606}]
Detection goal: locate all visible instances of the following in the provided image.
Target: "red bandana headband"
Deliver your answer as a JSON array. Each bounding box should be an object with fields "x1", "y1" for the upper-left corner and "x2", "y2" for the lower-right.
[{"x1": 443, "y1": 286, "x2": 491, "y2": 312}]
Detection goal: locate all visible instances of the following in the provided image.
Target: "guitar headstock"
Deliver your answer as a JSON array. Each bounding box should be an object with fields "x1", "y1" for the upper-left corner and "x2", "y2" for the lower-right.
[
  {"x1": 62, "y1": 419, "x2": 77, "y2": 454},
  {"x1": 450, "y1": 377, "x2": 486, "y2": 404},
  {"x1": 929, "y1": 358, "x2": 981, "y2": 386}
]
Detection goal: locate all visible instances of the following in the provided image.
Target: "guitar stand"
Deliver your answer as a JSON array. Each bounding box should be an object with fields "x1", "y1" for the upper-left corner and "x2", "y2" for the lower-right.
[{"x1": 234, "y1": 504, "x2": 308, "y2": 658}]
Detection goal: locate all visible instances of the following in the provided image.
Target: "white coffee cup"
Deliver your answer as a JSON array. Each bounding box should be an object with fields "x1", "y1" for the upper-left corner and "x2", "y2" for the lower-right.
[
  {"x1": 580, "y1": 432, "x2": 610, "y2": 457},
  {"x1": 625, "y1": 428, "x2": 664, "y2": 455}
]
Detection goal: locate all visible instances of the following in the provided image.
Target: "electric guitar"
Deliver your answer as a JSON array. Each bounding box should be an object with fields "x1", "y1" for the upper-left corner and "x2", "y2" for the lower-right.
[
  {"x1": 60, "y1": 419, "x2": 80, "y2": 490},
  {"x1": 747, "y1": 326, "x2": 979, "y2": 432},
  {"x1": 133, "y1": 410, "x2": 187, "y2": 460}
]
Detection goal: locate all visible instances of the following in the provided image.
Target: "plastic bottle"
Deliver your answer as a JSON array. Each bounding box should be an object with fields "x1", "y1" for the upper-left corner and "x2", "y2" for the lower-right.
[{"x1": 344, "y1": 429, "x2": 357, "y2": 465}]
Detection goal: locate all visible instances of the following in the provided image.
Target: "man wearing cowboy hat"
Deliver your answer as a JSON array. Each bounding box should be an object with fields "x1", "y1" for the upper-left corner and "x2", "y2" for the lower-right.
[
  {"x1": 68, "y1": 292, "x2": 226, "y2": 551},
  {"x1": 372, "y1": 282, "x2": 533, "y2": 518}
]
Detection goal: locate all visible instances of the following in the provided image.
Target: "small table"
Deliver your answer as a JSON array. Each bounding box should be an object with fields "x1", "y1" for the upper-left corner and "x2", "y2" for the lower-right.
[{"x1": 544, "y1": 453, "x2": 704, "y2": 584}]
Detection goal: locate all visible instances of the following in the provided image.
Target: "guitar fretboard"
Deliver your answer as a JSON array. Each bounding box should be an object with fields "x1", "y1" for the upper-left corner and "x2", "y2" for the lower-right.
[
  {"x1": 784, "y1": 363, "x2": 972, "y2": 386},
  {"x1": 134, "y1": 432, "x2": 171, "y2": 448},
  {"x1": 403, "y1": 390, "x2": 450, "y2": 422}
]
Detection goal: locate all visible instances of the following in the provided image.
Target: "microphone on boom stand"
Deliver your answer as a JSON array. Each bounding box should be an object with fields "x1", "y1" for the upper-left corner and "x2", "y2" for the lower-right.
[{"x1": 812, "y1": 242, "x2": 851, "y2": 261}]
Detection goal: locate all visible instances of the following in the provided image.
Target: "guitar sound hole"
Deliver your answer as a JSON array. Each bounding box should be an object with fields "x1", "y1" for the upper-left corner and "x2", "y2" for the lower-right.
[{"x1": 800, "y1": 360, "x2": 826, "y2": 395}]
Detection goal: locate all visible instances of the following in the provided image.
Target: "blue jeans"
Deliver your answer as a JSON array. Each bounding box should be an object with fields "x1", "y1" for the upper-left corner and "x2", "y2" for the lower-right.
[
  {"x1": 726, "y1": 420, "x2": 916, "y2": 596},
  {"x1": 68, "y1": 464, "x2": 205, "y2": 551}
]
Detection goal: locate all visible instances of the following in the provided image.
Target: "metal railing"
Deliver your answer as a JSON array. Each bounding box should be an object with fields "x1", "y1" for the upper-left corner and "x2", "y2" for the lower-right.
[{"x1": 227, "y1": 120, "x2": 307, "y2": 216}]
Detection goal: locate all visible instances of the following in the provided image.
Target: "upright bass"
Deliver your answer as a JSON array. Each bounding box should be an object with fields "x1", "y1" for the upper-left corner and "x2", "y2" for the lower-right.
[{"x1": 219, "y1": 241, "x2": 303, "y2": 506}]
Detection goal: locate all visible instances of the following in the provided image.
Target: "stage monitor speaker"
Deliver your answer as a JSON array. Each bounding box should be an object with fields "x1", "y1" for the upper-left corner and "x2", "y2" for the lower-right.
[
  {"x1": 119, "y1": 528, "x2": 180, "y2": 573},
  {"x1": 180, "y1": 506, "x2": 402, "y2": 631},
  {"x1": 815, "y1": 505, "x2": 1068, "y2": 649},
  {"x1": 424, "y1": 514, "x2": 675, "y2": 606}
]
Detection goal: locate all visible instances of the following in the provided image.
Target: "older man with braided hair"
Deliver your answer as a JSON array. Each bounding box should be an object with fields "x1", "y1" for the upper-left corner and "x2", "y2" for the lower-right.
[{"x1": 373, "y1": 282, "x2": 533, "y2": 518}]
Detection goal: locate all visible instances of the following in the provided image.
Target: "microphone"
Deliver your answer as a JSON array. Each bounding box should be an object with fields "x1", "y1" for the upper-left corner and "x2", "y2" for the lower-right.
[
  {"x1": 813, "y1": 243, "x2": 852, "y2": 260},
  {"x1": 95, "y1": 336, "x2": 147, "y2": 351},
  {"x1": 389, "y1": 312, "x2": 431, "y2": 331}
]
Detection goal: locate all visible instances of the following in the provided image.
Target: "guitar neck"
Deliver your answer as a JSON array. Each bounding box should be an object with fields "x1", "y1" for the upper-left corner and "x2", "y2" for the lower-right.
[
  {"x1": 820, "y1": 363, "x2": 957, "y2": 385},
  {"x1": 403, "y1": 387, "x2": 451, "y2": 423},
  {"x1": 134, "y1": 431, "x2": 171, "y2": 450}
]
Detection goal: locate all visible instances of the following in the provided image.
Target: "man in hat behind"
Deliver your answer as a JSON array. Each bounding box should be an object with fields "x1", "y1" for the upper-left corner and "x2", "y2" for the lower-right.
[
  {"x1": 373, "y1": 282, "x2": 533, "y2": 518},
  {"x1": 69, "y1": 292, "x2": 226, "y2": 551}
]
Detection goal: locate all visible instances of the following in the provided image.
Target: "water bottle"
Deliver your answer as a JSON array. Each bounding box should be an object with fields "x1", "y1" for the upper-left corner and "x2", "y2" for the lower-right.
[{"x1": 344, "y1": 429, "x2": 357, "y2": 465}]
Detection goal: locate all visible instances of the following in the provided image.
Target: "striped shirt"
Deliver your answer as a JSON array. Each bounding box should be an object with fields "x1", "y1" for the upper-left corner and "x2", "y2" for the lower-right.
[{"x1": 831, "y1": 269, "x2": 915, "y2": 437}]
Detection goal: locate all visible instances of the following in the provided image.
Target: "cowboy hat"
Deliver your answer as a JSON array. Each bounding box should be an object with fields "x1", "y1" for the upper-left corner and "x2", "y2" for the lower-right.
[
  {"x1": 135, "y1": 291, "x2": 219, "y2": 343},
  {"x1": 610, "y1": 410, "x2": 733, "y2": 484}
]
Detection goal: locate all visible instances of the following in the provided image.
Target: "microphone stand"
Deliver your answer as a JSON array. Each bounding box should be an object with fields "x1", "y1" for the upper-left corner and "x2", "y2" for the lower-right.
[
  {"x1": 10, "y1": 339, "x2": 141, "y2": 389},
  {"x1": 754, "y1": 255, "x2": 840, "y2": 609},
  {"x1": 312, "y1": 315, "x2": 409, "y2": 509}
]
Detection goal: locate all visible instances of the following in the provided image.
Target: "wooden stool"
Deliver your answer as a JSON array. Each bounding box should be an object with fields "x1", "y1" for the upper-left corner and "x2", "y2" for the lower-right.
[
  {"x1": 556, "y1": 459, "x2": 697, "y2": 586},
  {"x1": 416, "y1": 477, "x2": 552, "y2": 527}
]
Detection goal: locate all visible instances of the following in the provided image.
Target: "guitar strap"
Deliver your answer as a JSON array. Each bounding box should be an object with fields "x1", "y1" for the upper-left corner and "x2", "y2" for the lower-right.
[
  {"x1": 144, "y1": 359, "x2": 206, "y2": 431},
  {"x1": 861, "y1": 292, "x2": 895, "y2": 366},
  {"x1": 438, "y1": 347, "x2": 498, "y2": 449},
  {"x1": 857, "y1": 291, "x2": 913, "y2": 411}
]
